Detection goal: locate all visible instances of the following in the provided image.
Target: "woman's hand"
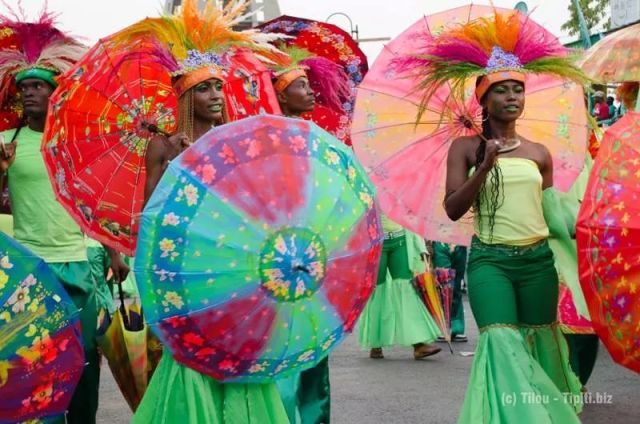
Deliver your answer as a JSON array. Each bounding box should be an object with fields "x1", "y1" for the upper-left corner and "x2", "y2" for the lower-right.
[
  {"x1": 478, "y1": 139, "x2": 501, "y2": 172},
  {"x1": 0, "y1": 140, "x2": 17, "y2": 174},
  {"x1": 164, "y1": 132, "x2": 191, "y2": 150},
  {"x1": 105, "y1": 247, "x2": 130, "y2": 283}
]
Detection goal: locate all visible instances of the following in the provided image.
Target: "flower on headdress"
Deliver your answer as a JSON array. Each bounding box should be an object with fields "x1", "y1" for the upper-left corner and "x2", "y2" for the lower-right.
[
  {"x1": 486, "y1": 46, "x2": 522, "y2": 71},
  {"x1": 177, "y1": 49, "x2": 229, "y2": 76}
]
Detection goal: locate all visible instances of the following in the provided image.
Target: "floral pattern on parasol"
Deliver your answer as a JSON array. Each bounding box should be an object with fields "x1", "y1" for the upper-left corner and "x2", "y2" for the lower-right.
[
  {"x1": 0, "y1": 233, "x2": 84, "y2": 423},
  {"x1": 577, "y1": 112, "x2": 640, "y2": 373},
  {"x1": 135, "y1": 115, "x2": 382, "y2": 382},
  {"x1": 258, "y1": 16, "x2": 368, "y2": 145}
]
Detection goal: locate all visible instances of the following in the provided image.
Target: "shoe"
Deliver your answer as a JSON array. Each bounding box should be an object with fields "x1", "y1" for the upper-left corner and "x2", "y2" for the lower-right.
[
  {"x1": 369, "y1": 348, "x2": 384, "y2": 359},
  {"x1": 436, "y1": 335, "x2": 447, "y2": 342},
  {"x1": 413, "y1": 343, "x2": 441, "y2": 359},
  {"x1": 452, "y1": 334, "x2": 468, "y2": 342}
]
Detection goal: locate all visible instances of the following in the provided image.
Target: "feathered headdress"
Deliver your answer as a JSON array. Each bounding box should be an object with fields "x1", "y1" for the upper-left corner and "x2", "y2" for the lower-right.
[
  {"x1": 398, "y1": 9, "x2": 591, "y2": 120},
  {"x1": 0, "y1": 5, "x2": 85, "y2": 104},
  {"x1": 271, "y1": 45, "x2": 351, "y2": 112},
  {"x1": 112, "y1": 0, "x2": 286, "y2": 97}
]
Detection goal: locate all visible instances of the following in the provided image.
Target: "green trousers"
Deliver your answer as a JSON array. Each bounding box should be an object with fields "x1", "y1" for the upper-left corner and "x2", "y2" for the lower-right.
[
  {"x1": 466, "y1": 237, "x2": 582, "y2": 398},
  {"x1": 277, "y1": 357, "x2": 331, "y2": 424},
  {"x1": 565, "y1": 334, "x2": 599, "y2": 386},
  {"x1": 377, "y1": 236, "x2": 412, "y2": 285},
  {"x1": 467, "y1": 238, "x2": 558, "y2": 327},
  {"x1": 432, "y1": 242, "x2": 467, "y2": 335},
  {"x1": 87, "y1": 245, "x2": 115, "y2": 313},
  {"x1": 49, "y1": 261, "x2": 100, "y2": 424}
]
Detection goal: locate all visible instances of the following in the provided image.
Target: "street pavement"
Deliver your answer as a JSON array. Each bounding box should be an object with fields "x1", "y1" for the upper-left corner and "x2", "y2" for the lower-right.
[{"x1": 97, "y1": 297, "x2": 639, "y2": 423}]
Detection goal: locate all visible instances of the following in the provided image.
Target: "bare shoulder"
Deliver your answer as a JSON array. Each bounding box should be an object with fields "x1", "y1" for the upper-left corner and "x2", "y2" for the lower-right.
[
  {"x1": 449, "y1": 135, "x2": 478, "y2": 154},
  {"x1": 519, "y1": 138, "x2": 551, "y2": 168},
  {"x1": 146, "y1": 135, "x2": 169, "y2": 161},
  {"x1": 449, "y1": 135, "x2": 480, "y2": 165}
]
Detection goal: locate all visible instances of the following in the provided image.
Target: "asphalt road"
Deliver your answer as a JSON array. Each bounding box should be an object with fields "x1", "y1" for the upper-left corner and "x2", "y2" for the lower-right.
[{"x1": 97, "y1": 298, "x2": 639, "y2": 423}]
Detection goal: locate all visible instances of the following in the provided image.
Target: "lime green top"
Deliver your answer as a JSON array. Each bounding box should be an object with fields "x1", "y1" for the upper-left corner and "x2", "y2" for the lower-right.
[
  {"x1": 380, "y1": 214, "x2": 404, "y2": 233},
  {"x1": 473, "y1": 157, "x2": 549, "y2": 246},
  {"x1": 2, "y1": 127, "x2": 86, "y2": 263}
]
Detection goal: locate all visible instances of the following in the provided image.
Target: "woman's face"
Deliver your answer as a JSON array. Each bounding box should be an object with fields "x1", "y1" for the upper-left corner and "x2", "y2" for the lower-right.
[
  {"x1": 193, "y1": 78, "x2": 225, "y2": 124},
  {"x1": 278, "y1": 76, "x2": 315, "y2": 116},
  {"x1": 482, "y1": 80, "x2": 525, "y2": 122}
]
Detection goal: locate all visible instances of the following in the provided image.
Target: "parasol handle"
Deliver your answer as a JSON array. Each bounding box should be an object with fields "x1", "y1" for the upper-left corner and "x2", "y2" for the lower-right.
[
  {"x1": 293, "y1": 264, "x2": 310, "y2": 273},
  {"x1": 115, "y1": 280, "x2": 130, "y2": 328},
  {"x1": 143, "y1": 122, "x2": 171, "y2": 138}
]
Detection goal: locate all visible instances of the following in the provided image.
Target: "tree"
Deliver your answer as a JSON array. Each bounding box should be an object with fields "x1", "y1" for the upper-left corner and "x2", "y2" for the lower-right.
[{"x1": 561, "y1": 0, "x2": 611, "y2": 36}]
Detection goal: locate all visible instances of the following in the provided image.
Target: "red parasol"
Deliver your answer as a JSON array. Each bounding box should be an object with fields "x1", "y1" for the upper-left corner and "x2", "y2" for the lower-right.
[
  {"x1": 577, "y1": 112, "x2": 640, "y2": 373},
  {"x1": 258, "y1": 15, "x2": 368, "y2": 146}
]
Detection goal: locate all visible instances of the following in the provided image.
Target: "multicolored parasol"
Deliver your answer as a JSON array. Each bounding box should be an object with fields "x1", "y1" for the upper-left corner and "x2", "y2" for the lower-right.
[
  {"x1": 135, "y1": 114, "x2": 382, "y2": 382},
  {"x1": 580, "y1": 22, "x2": 640, "y2": 83},
  {"x1": 43, "y1": 37, "x2": 179, "y2": 257},
  {"x1": 577, "y1": 111, "x2": 640, "y2": 373},
  {"x1": 412, "y1": 270, "x2": 452, "y2": 353},
  {"x1": 258, "y1": 15, "x2": 368, "y2": 145},
  {"x1": 0, "y1": 233, "x2": 84, "y2": 423},
  {"x1": 351, "y1": 4, "x2": 588, "y2": 246},
  {"x1": 96, "y1": 294, "x2": 162, "y2": 412},
  {"x1": 0, "y1": 25, "x2": 22, "y2": 132}
]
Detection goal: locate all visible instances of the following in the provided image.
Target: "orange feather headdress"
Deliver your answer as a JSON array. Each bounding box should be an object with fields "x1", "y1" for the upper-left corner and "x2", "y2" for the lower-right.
[
  {"x1": 396, "y1": 9, "x2": 591, "y2": 120},
  {"x1": 112, "y1": 0, "x2": 286, "y2": 96}
]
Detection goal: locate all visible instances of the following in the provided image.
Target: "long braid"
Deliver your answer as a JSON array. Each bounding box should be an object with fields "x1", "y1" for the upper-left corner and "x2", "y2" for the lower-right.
[
  {"x1": 473, "y1": 107, "x2": 504, "y2": 243},
  {"x1": 177, "y1": 90, "x2": 195, "y2": 142}
]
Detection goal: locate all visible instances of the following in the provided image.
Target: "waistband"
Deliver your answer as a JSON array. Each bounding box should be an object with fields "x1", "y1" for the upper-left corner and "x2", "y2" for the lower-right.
[
  {"x1": 384, "y1": 229, "x2": 405, "y2": 240},
  {"x1": 470, "y1": 236, "x2": 547, "y2": 256}
]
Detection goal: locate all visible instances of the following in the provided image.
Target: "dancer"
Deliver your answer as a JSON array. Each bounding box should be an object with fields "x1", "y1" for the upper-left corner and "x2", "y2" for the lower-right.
[
  {"x1": 112, "y1": 1, "x2": 289, "y2": 422},
  {"x1": 269, "y1": 54, "x2": 350, "y2": 424},
  {"x1": 403, "y1": 10, "x2": 590, "y2": 423},
  {"x1": 358, "y1": 214, "x2": 442, "y2": 359},
  {"x1": 0, "y1": 10, "x2": 110, "y2": 424}
]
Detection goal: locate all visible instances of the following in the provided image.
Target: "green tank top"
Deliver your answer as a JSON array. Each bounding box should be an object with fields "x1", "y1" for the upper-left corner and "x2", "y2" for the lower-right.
[
  {"x1": 472, "y1": 157, "x2": 549, "y2": 246},
  {"x1": 3, "y1": 127, "x2": 86, "y2": 263}
]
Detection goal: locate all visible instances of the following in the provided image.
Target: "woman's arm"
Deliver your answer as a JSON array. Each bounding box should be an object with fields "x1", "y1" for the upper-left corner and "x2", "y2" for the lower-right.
[
  {"x1": 144, "y1": 135, "x2": 168, "y2": 207},
  {"x1": 540, "y1": 144, "x2": 554, "y2": 190},
  {"x1": 443, "y1": 137, "x2": 499, "y2": 221}
]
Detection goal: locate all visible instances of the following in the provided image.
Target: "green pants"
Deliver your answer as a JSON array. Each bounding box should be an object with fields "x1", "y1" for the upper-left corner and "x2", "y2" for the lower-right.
[
  {"x1": 467, "y1": 238, "x2": 558, "y2": 327},
  {"x1": 87, "y1": 245, "x2": 115, "y2": 313},
  {"x1": 432, "y1": 242, "x2": 467, "y2": 335},
  {"x1": 565, "y1": 334, "x2": 599, "y2": 386},
  {"x1": 277, "y1": 357, "x2": 331, "y2": 424},
  {"x1": 49, "y1": 261, "x2": 100, "y2": 424},
  {"x1": 377, "y1": 236, "x2": 412, "y2": 285}
]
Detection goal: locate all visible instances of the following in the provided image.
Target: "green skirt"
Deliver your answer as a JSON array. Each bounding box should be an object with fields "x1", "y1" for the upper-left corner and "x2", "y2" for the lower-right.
[
  {"x1": 458, "y1": 327, "x2": 580, "y2": 424},
  {"x1": 133, "y1": 350, "x2": 290, "y2": 424},
  {"x1": 357, "y1": 277, "x2": 441, "y2": 348}
]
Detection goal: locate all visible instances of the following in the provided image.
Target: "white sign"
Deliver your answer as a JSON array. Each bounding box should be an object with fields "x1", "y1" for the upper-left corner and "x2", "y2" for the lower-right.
[{"x1": 611, "y1": 0, "x2": 640, "y2": 29}]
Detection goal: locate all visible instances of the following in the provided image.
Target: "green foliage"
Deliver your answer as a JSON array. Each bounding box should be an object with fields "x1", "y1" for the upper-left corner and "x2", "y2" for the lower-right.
[{"x1": 562, "y1": 0, "x2": 611, "y2": 36}]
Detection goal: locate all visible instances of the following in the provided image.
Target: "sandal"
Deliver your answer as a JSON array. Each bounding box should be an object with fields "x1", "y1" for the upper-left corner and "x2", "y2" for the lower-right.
[
  {"x1": 413, "y1": 343, "x2": 441, "y2": 359},
  {"x1": 452, "y1": 334, "x2": 468, "y2": 342},
  {"x1": 369, "y1": 348, "x2": 384, "y2": 359}
]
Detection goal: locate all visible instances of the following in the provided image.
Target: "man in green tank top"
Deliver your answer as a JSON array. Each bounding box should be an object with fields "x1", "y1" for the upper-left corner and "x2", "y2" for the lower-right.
[{"x1": 0, "y1": 17, "x2": 127, "y2": 423}]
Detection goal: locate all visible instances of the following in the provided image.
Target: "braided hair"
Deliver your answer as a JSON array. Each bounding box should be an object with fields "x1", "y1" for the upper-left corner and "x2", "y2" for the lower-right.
[{"x1": 473, "y1": 78, "x2": 505, "y2": 243}]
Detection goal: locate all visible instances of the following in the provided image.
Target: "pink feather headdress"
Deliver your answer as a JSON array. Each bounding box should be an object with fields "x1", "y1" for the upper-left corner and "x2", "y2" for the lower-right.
[
  {"x1": 0, "y1": 3, "x2": 85, "y2": 105},
  {"x1": 395, "y1": 8, "x2": 591, "y2": 120},
  {"x1": 271, "y1": 45, "x2": 351, "y2": 112}
]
